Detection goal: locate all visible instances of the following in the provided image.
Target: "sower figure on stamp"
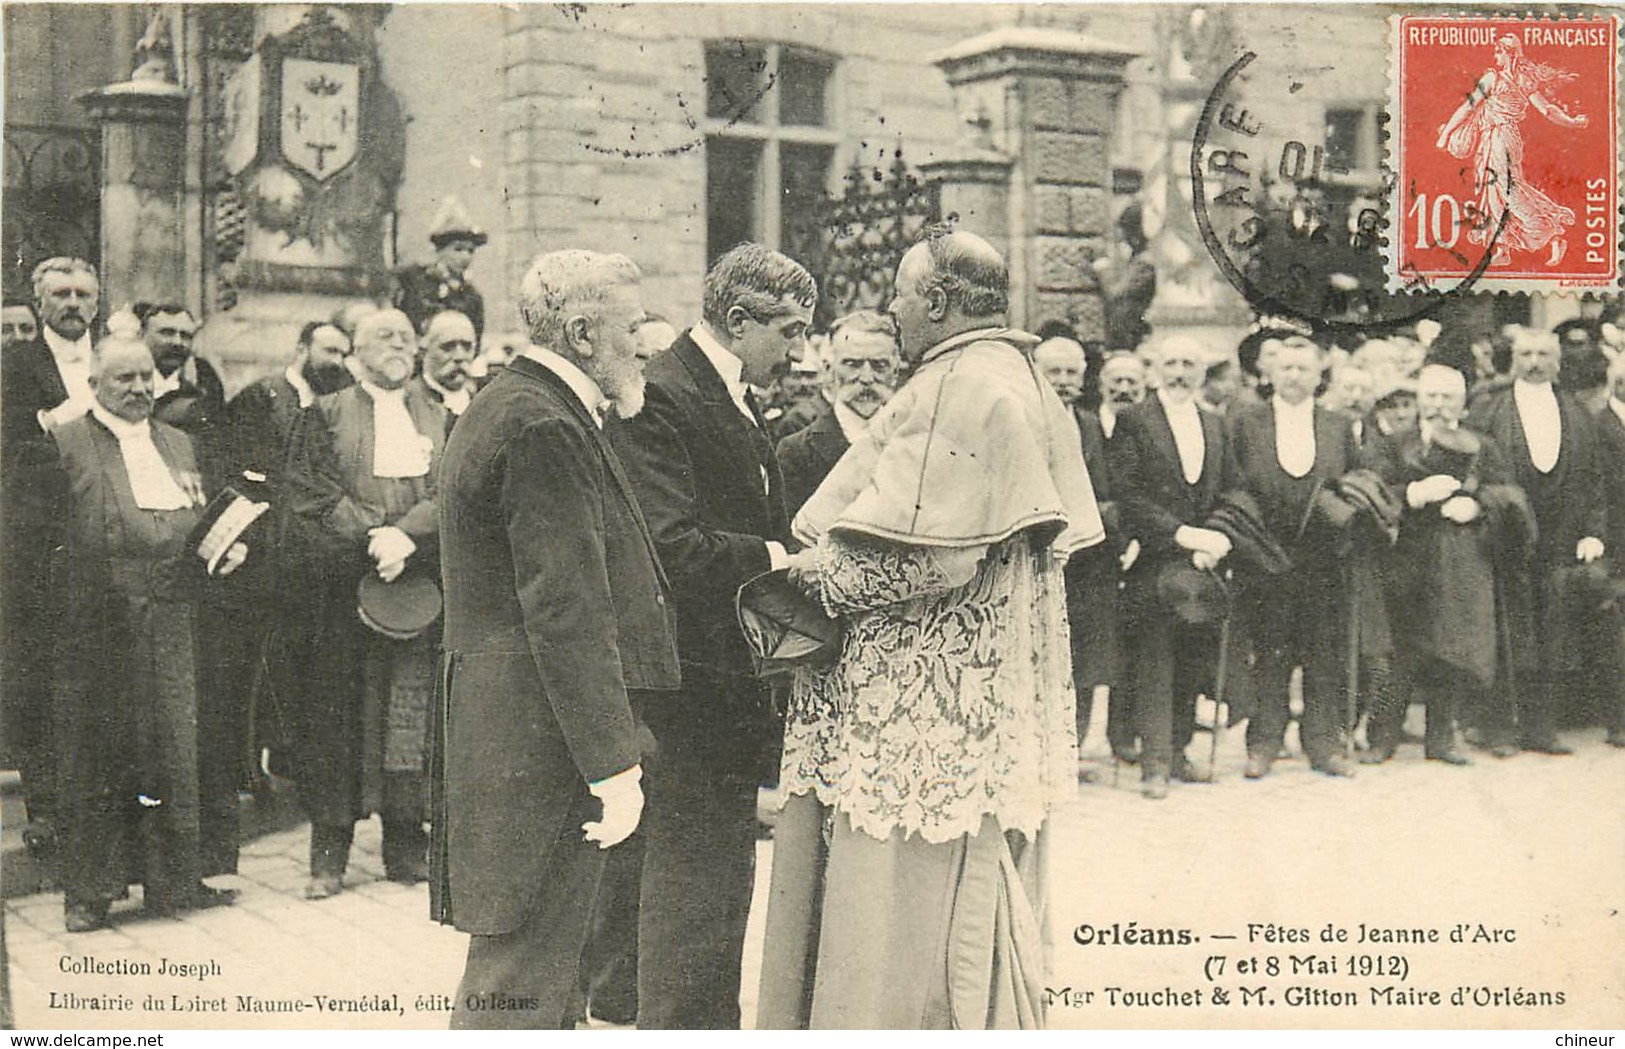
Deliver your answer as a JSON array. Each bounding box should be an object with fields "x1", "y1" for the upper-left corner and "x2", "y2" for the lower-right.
[
  {"x1": 1465, "y1": 328, "x2": 1608, "y2": 755},
  {"x1": 286, "y1": 306, "x2": 448, "y2": 898},
  {"x1": 26, "y1": 334, "x2": 247, "y2": 932},
  {"x1": 1365, "y1": 364, "x2": 1532, "y2": 764},
  {"x1": 1229, "y1": 334, "x2": 1367, "y2": 779},
  {"x1": 606, "y1": 242, "x2": 814, "y2": 1029},
  {"x1": 1108, "y1": 335, "x2": 1242, "y2": 799},
  {"x1": 434, "y1": 251, "x2": 679, "y2": 1029},
  {"x1": 756, "y1": 228, "x2": 1103, "y2": 1028}
]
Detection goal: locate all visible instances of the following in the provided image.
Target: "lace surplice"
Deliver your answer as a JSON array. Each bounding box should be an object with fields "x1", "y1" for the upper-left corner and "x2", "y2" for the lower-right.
[{"x1": 781, "y1": 533, "x2": 1078, "y2": 845}]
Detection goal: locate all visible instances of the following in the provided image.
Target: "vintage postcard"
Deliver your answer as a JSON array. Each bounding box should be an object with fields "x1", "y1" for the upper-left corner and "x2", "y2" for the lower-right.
[{"x1": 2, "y1": 1, "x2": 1622, "y2": 1036}]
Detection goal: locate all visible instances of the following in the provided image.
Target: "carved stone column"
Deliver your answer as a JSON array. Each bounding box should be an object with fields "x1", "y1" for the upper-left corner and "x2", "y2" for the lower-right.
[
  {"x1": 77, "y1": 25, "x2": 190, "y2": 312},
  {"x1": 930, "y1": 27, "x2": 1136, "y2": 334}
]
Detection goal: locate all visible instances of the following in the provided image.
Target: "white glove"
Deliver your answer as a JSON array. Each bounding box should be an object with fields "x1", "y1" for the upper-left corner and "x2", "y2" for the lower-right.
[
  {"x1": 216, "y1": 542, "x2": 249, "y2": 577},
  {"x1": 1576, "y1": 537, "x2": 1605, "y2": 563},
  {"x1": 1175, "y1": 526, "x2": 1232, "y2": 561},
  {"x1": 1438, "y1": 496, "x2": 1481, "y2": 524},
  {"x1": 1192, "y1": 549, "x2": 1220, "y2": 572},
  {"x1": 367, "y1": 526, "x2": 417, "y2": 577},
  {"x1": 1407, "y1": 474, "x2": 1462, "y2": 509},
  {"x1": 584, "y1": 765, "x2": 644, "y2": 849}
]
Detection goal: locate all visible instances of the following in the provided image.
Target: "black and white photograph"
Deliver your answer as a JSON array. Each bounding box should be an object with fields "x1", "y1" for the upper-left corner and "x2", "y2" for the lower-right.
[{"x1": 1, "y1": 1, "x2": 1622, "y2": 1034}]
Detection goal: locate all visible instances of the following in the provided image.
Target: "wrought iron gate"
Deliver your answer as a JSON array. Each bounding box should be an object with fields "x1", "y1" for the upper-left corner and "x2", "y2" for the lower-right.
[
  {"x1": 783, "y1": 149, "x2": 941, "y2": 328},
  {"x1": 3, "y1": 123, "x2": 101, "y2": 295}
]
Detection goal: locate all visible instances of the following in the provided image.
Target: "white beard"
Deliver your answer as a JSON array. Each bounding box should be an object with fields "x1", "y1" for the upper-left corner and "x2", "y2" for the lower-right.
[{"x1": 610, "y1": 376, "x2": 646, "y2": 419}]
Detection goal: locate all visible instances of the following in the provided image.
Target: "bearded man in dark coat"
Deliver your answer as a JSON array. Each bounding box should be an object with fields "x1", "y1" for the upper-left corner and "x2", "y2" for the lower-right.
[
  {"x1": 287, "y1": 306, "x2": 447, "y2": 898},
  {"x1": 29, "y1": 334, "x2": 248, "y2": 931}
]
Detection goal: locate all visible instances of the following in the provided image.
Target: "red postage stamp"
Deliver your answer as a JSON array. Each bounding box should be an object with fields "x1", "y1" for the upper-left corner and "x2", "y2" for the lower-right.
[{"x1": 1389, "y1": 14, "x2": 1620, "y2": 292}]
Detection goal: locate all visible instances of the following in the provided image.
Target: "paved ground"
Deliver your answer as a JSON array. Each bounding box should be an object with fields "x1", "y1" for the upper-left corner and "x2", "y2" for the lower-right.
[{"x1": 5, "y1": 698, "x2": 1623, "y2": 1030}]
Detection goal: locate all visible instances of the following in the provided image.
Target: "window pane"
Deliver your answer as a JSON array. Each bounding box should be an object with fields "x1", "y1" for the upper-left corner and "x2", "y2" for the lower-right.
[
  {"x1": 705, "y1": 41, "x2": 767, "y2": 124},
  {"x1": 778, "y1": 48, "x2": 833, "y2": 127},
  {"x1": 779, "y1": 142, "x2": 834, "y2": 249},
  {"x1": 707, "y1": 136, "x2": 763, "y2": 265},
  {"x1": 1324, "y1": 108, "x2": 1364, "y2": 172}
]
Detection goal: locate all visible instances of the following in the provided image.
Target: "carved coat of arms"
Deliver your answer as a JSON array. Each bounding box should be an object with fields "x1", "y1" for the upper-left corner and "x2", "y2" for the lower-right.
[{"x1": 279, "y1": 57, "x2": 359, "y2": 182}]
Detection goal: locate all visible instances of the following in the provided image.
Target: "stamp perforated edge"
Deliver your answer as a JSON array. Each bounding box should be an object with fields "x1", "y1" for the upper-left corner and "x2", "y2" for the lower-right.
[{"x1": 1382, "y1": 9, "x2": 1624, "y2": 296}]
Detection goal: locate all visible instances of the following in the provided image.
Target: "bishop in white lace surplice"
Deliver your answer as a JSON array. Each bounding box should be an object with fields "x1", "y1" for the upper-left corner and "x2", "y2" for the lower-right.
[
  {"x1": 781, "y1": 329, "x2": 1103, "y2": 845},
  {"x1": 781, "y1": 532, "x2": 1077, "y2": 844}
]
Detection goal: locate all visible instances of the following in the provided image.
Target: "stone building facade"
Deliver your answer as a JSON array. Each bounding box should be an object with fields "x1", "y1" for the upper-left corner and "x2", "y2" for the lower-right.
[{"x1": 5, "y1": 3, "x2": 1557, "y2": 390}]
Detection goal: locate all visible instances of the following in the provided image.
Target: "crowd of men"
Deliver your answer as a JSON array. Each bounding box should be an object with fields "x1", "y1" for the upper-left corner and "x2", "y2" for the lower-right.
[{"x1": 0, "y1": 202, "x2": 1620, "y2": 1030}]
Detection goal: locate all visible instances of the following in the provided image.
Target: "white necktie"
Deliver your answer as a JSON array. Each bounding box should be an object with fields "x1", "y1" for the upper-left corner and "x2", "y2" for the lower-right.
[
  {"x1": 1276, "y1": 403, "x2": 1316, "y2": 478},
  {"x1": 1166, "y1": 401, "x2": 1205, "y2": 486},
  {"x1": 366, "y1": 385, "x2": 432, "y2": 479},
  {"x1": 93, "y1": 408, "x2": 193, "y2": 511},
  {"x1": 1515, "y1": 382, "x2": 1561, "y2": 474}
]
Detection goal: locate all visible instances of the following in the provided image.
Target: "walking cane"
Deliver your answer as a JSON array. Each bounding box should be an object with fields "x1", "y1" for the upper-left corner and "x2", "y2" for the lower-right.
[
  {"x1": 1207, "y1": 568, "x2": 1233, "y2": 779},
  {"x1": 1343, "y1": 556, "x2": 1361, "y2": 761}
]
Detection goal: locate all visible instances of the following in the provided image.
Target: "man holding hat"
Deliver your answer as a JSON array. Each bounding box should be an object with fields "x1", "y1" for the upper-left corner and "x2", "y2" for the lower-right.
[
  {"x1": 286, "y1": 306, "x2": 448, "y2": 897},
  {"x1": 20, "y1": 333, "x2": 248, "y2": 931},
  {"x1": 1366, "y1": 364, "x2": 1532, "y2": 762},
  {"x1": 393, "y1": 196, "x2": 487, "y2": 341},
  {"x1": 1109, "y1": 334, "x2": 1242, "y2": 798},
  {"x1": 1229, "y1": 334, "x2": 1368, "y2": 778}
]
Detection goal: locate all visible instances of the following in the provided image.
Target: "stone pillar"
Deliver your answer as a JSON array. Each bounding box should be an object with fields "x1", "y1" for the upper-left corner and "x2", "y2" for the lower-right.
[
  {"x1": 931, "y1": 27, "x2": 1136, "y2": 334},
  {"x1": 77, "y1": 80, "x2": 190, "y2": 313}
]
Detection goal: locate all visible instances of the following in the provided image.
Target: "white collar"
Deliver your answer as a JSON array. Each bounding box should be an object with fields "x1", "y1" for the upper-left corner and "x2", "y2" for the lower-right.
[
  {"x1": 1271, "y1": 394, "x2": 1315, "y2": 419},
  {"x1": 154, "y1": 365, "x2": 182, "y2": 399},
  {"x1": 523, "y1": 345, "x2": 609, "y2": 427},
  {"x1": 690, "y1": 322, "x2": 746, "y2": 393},
  {"x1": 422, "y1": 371, "x2": 471, "y2": 413},
  {"x1": 285, "y1": 360, "x2": 316, "y2": 408},
  {"x1": 89, "y1": 400, "x2": 150, "y2": 441},
  {"x1": 359, "y1": 380, "x2": 407, "y2": 404},
  {"x1": 1513, "y1": 379, "x2": 1556, "y2": 399},
  {"x1": 44, "y1": 325, "x2": 91, "y2": 362},
  {"x1": 1609, "y1": 396, "x2": 1625, "y2": 425},
  {"x1": 1157, "y1": 388, "x2": 1199, "y2": 416}
]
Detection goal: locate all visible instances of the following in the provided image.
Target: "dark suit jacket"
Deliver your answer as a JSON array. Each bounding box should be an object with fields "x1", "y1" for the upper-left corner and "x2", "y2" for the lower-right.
[
  {"x1": 606, "y1": 331, "x2": 789, "y2": 778},
  {"x1": 1109, "y1": 395, "x2": 1238, "y2": 562},
  {"x1": 775, "y1": 402, "x2": 847, "y2": 519},
  {"x1": 1466, "y1": 385, "x2": 1607, "y2": 567},
  {"x1": 1, "y1": 337, "x2": 69, "y2": 457},
  {"x1": 1596, "y1": 404, "x2": 1625, "y2": 579},
  {"x1": 152, "y1": 356, "x2": 227, "y2": 438},
  {"x1": 1227, "y1": 401, "x2": 1360, "y2": 556},
  {"x1": 224, "y1": 374, "x2": 308, "y2": 489},
  {"x1": 1108, "y1": 395, "x2": 1239, "y2": 620},
  {"x1": 433, "y1": 355, "x2": 679, "y2": 934}
]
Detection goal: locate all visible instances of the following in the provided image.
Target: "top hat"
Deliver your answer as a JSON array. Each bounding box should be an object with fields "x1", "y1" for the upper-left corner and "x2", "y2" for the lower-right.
[
  {"x1": 427, "y1": 196, "x2": 488, "y2": 249},
  {"x1": 736, "y1": 568, "x2": 841, "y2": 677},
  {"x1": 1155, "y1": 560, "x2": 1231, "y2": 625},
  {"x1": 357, "y1": 572, "x2": 443, "y2": 640},
  {"x1": 1420, "y1": 425, "x2": 1481, "y2": 481},
  {"x1": 186, "y1": 486, "x2": 270, "y2": 576}
]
